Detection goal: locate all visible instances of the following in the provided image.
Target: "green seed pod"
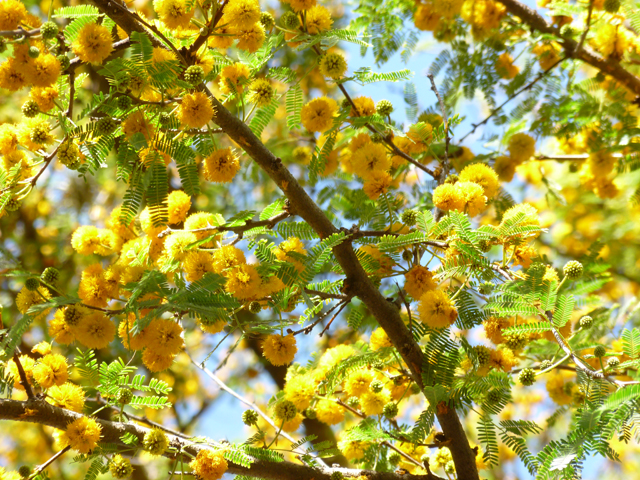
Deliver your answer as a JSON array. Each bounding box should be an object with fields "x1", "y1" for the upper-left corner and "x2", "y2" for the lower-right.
[
  {"x1": 184, "y1": 65, "x2": 205, "y2": 86},
  {"x1": 370, "y1": 379, "x2": 384, "y2": 393},
  {"x1": 579, "y1": 315, "x2": 593, "y2": 329},
  {"x1": 22, "y1": 100, "x2": 39, "y2": 118},
  {"x1": 28, "y1": 46, "x2": 40, "y2": 58},
  {"x1": 518, "y1": 368, "x2": 535, "y2": 386},
  {"x1": 563, "y1": 260, "x2": 583, "y2": 279},
  {"x1": 242, "y1": 409, "x2": 259, "y2": 426},
  {"x1": 388, "y1": 452, "x2": 402, "y2": 466},
  {"x1": 594, "y1": 345, "x2": 606, "y2": 358},
  {"x1": 281, "y1": 11, "x2": 300, "y2": 30},
  {"x1": 116, "y1": 387, "x2": 134, "y2": 405},
  {"x1": 376, "y1": 99, "x2": 394, "y2": 116},
  {"x1": 116, "y1": 96, "x2": 132, "y2": 110},
  {"x1": 18, "y1": 466, "x2": 31, "y2": 478},
  {"x1": 260, "y1": 11, "x2": 275, "y2": 30},
  {"x1": 383, "y1": 402, "x2": 398, "y2": 419},
  {"x1": 41, "y1": 267, "x2": 60, "y2": 285},
  {"x1": 401, "y1": 209, "x2": 418, "y2": 226},
  {"x1": 248, "y1": 301, "x2": 262, "y2": 314},
  {"x1": 40, "y1": 21, "x2": 59, "y2": 40},
  {"x1": 25, "y1": 277, "x2": 41, "y2": 291},
  {"x1": 274, "y1": 400, "x2": 297, "y2": 422}
]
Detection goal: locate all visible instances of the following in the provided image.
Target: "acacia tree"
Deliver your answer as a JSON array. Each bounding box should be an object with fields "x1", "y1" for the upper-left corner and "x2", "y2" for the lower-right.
[{"x1": 1, "y1": 0, "x2": 640, "y2": 478}]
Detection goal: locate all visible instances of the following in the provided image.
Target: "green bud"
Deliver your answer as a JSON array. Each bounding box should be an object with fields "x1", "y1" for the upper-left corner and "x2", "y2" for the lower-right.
[
  {"x1": 604, "y1": 0, "x2": 620, "y2": 12},
  {"x1": 346, "y1": 396, "x2": 360, "y2": 408},
  {"x1": 518, "y1": 368, "x2": 535, "y2": 386},
  {"x1": 486, "y1": 389, "x2": 502, "y2": 404},
  {"x1": 607, "y1": 357, "x2": 620, "y2": 369},
  {"x1": 41, "y1": 267, "x2": 60, "y2": 285},
  {"x1": 304, "y1": 407, "x2": 317, "y2": 419},
  {"x1": 330, "y1": 472, "x2": 344, "y2": 480},
  {"x1": 40, "y1": 21, "x2": 59, "y2": 40},
  {"x1": 116, "y1": 96, "x2": 132, "y2": 110},
  {"x1": 383, "y1": 402, "x2": 398, "y2": 419},
  {"x1": 28, "y1": 46, "x2": 40, "y2": 58},
  {"x1": 57, "y1": 55, "x2": 70, "y2": 70},
  {"x1": 274, "y1": 400, "x2": 297, "y2": 422},
  {"x1": 388, "y1": 452, "x2": 402, "y2": 466},
  {"x1": 281, "y1": 11, "x2": 300, "y2": 30},
  {"x1": 96, "y1": 117, "x2": 119, "y2": 136},
  {"x1": 242, "y1": 409, "x2": 259, "y2": 426},
  {"x1": 445, "y1": 174, "x2": 459, "y2": 184},
  {"x1": 109, "y1": 455, "x2": 133, "y2": 479},
  {"x1": 6, "y1": 197, "x2": 21, "y2": 211},
  {"x1": 594, "y1": 345, "x2": 606, "y2": 358},
  {"x1": 159, "y1": 112, "x2": 173, "y2": 125},
  {"x1": 563, "y1": 260, "x2": 583, "y2": 279},
  {"x1": 376, "y1": 99, "x2": 394, "y2": 116},
  {"x1": 18, "y1": 466, "x2": 30, "y2": 478},
  {"x1": 478, "y1": 281, "x2": 494, "y2": 295},
  {"x1": 116, "y1": 387, "x2": 134, "y2": 405},
  {"x1": 22, "y1": 100, "x2": 39, "y2": 118},
  {"x1": 25, "y1": 277, "x2": 41, "y2": 291},
  {"x1": 401, "y1": 209, "x2": 418, "y2": 227},
  {"x1": 184, "y1": 65, "x2": 205, "y2": 86},
  {"x1": 248, "y1": 301, "x2": 262, "y2": 314},
  {"x1": 260, "y1": 11, "x2": 275, "y2": 30},
  {"x1": 579, "y1": 315, "x2": 593, "y2": 329},
  {"x1": 540, "y1": 360, "x2": 553, "y2": 370},
  {"x1": 370, "y1": 379, "x2": 384, "y2": 394}
]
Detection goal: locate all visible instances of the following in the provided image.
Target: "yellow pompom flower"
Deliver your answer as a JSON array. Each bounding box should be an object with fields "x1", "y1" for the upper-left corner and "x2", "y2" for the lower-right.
[
  {"x1": 509, "y1": 245, "x2": 537, "y2": 268},
  {"x1": 142, "y1": 428, "x2": 169, "y2": 455},
  {"x1": 262, "y1": 333, "x2": 297, "y2": 366},
  {"x1": 146, "y1": 318, "x2": 184, "y2": 356},
  {"x1": 289, "y1": 0, "x2": 315, "y2": 11},
  {"x1": 306, "y1": 5, "x2": 332, "y2": 34},
  {"x1": 212, "y1": 245, "x2": 246, "y2": 274},
  {"x1": 7, "y1": 355, "x2": 35, "y2": 390},
  {"x1": 418, "y1": 289, "x2": 458, "y2": 328},
  {"x1": 489, "y1": 347, "x2": 518, "y2": 372},
  {"x1": 507, "y1": 132, "x2": 535, "y2": 164},
  {"x1": 184, "y1": 212, "x2": 220, "y2": 247},
  {"x1": 219, "y1": 63, "x2": 251, "y2": 94},
  {"x1": 500, "y1": 203, "x2": 539, "y2": 232},
  {"x1": 317, "y1": 344, "x2": 355, "y2": 371},
  {"x1": 225, "y1": 263, "x2": 261, "y2": 299},
  {"x1": 28, "y1": 85, "x2": 57, "y2": 112},
  {"x1": 18, "y1": 117, "x2": 54, "y2": 151},
  {"x1": 223, "y1": 0, "x2": 260, "y2": 28},
  {"x1": 73, "y1": 23, "x2": 114, "y2": 65},
  {"x1": 350, "y1": 96, "x2": 376, "y2": 117},
  {"x1": 153, "y1": 0, "x2": 194, "y2": 29},
  {"x1": 344, "y1": 369, "x2": 374, "y2": 397},
  {"x1": 0, "y1": 0, "x2": 27, "y2": 30},
  {"x1": 338, "y1": 439, "x2": 369, "y2": 460},
  {"x1": 29, "y1": 54, "x2": 61, "y2": 88},
  {"x1": 122, "y1": 111, "x2": 156, "y2": 141},
  {"x1": 404, "y1": 265, "x2": 437, "y2": 299},
  {"x1": 61, "y1": 417, "x2": 102, "y2": 454},
  {"x1": 142, "y1": 349, "x2": 176, "y2": 372},
  {"x1": 495, "y1": 52, "x2": 519, "y2": 79},
  {"x1": 77, "y1": 264, "x2": 110, "y2": 307},
  {"x1": 593, "y1": 23, "x2": 630, "y2": 59},
  {"x1": 456, "y1": 181, "x2": 487, "y2": 217},
  {"x1": 33, "y1": 353, "x2": 68, "y2": 389},
  {"x1": 493, "y1": 155, "x2": 516, "y2": 182},
  {"x1": 415, "y1": 3, "x2": 440, "y2": 31},
  {"x1": 301, "y1": 96, "x2": 338, "y2": 133},
  {"x1": 369, "y1": 327, "x2": 393, "y2": 350},
  {"x1": 236, "y1": 22, "x2": 266, "y2": 53},
  {"x1": 118, "y1": 313, "x2": 151, "y2": 351},
  {"x1": 0, "y1": 58, "x2": 27, "y2": 91},
  {"x1": 360, "y1": 389, "x2": 391, "y2": 416},
  {"x1": 274, "y1": 237, "x2": 307, "y2": 272},
  {"x1": 433, "y1": 0, "x2": 464, "y2": 18},
  {"x1": 248, "y1": 78, "x2": 275, "y2": 107},
  {"x1": 167, "y1": 190, "x2": 191, "y2": 224},
  {"x1": 16, "y1": 285, "x2": 51, "y2": 318},
  {"x1": 163, "y1": 231, "x2": 197, "y2": 262},
  {"x1": 47, "y1": 382, "x2": 86, "y2": 413},
  {"x1": 432, "y1": 183, "x2": 464, "y2": 212},
  {"x1": 459, "y1": 163, "x2": 500, "y2": 199},
  {"x1": 190, "y1": 450, "x2": 228, "y2": 480},
  {"x1": 284, "y1": 374, "x2": 316, "y2": 410},
  {"x1": 178, "y1": 91, "x2": 214, "y2": 129},
  {"x1": 183, "y1": 251, "x2": 215, "y2": 282},
  {"x1": 482, "y1": 316, "x2": 510, "y2": 344},
  {"x1": 351, "y1": 143, "x2": 391, "y2": 180},
  {"x1": 75, "y1": 312, "x2": 116, "y2": 349},
  {"x1": 319, "y1": 52, "x2": 347, "y2": 79},
  {"x1": 587, "y1": 150, "x2": 615, "y2": 176},
  {"x1": 363, "y1": 171, "x2": 393, "y2": 200},
  {"x1": 203, "y1": 148, "x2": 240, "y2": 183},
  {"x1": 315, "y1": 399, "x2": 344, "y2": 425},
  {"x1": 0, "y1": 123, "x2": 18, "y2": 154},
  {"x1": 49, "y1": 310, "x2": 76, "y2": 345}
]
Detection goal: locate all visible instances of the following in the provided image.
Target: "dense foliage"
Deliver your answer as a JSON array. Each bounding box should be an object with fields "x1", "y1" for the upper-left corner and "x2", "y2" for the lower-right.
[{"x1": 1, "y1": 0, "x2": 640, "y2": 479}]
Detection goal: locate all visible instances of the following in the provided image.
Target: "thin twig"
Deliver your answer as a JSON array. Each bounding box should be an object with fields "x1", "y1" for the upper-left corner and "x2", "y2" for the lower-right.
[
  {"x1": 13, "y1": 349, "x2": 35, "y2": 399},
  {"x1": 426, "y1": 74, "x2": 450, "y2": 170},
  {"x1": 319, "y1": 300, "x2": 349, "y2": 337},
  {"x1": 158, "y1": 211, "x2": 291, "y2": 239},
  {"x1": 576, "y1": 0, "x2": 594, "y2": 54},
  {"x1": 29, "y1": 445, "x2": 71, "y2": 479}
]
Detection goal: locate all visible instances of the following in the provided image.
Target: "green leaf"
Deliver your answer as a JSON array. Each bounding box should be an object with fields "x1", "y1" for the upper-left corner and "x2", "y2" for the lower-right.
[
  {"x1": 552, "y1": 295, "x2": 575, "y2": 328},
  {"x1": 286, "y1": 84, "x2": 303, "y2": 130},
  {"x1": 622, "y1": 328, "x2": 640, "y2": 358}
]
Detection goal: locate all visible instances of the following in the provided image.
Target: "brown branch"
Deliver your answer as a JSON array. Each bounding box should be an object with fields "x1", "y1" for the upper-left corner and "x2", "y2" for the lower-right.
[
  {"x1": 188, "y1": 0, "x2": 230, "y2": 59},
  {"x1": 0, "y1": 398, "x2": 441, "y2": 480},
  {"x1": 0, "y1": 26, "x2": 39, "y2": 38},
  {"x1": 12, "y1": 349, "x2": 35, "y2": 399},
  {"x1": 30, "y1": 445, "x2": 71, "y2": 479},
  {"x1": 157, "y1": 211, "x2": 291, "y2": 239},
  {"x1": 426, "y1": 74, "x2": 450, "y2": 172},
  {"x1": 496, "y1": 0, "x2": 640, "y2": 96}
]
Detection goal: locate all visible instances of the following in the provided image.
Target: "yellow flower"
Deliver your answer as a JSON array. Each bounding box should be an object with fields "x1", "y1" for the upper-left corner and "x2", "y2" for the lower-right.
[
  {"x1": 433, "y1": 0, "x2": 464, "y2": 18},
  {"x1": 47, "y1": 382, "x2": 85, "y2": 413},
  {"x1": 587, "y1": 150, "x2": 615, "y2": 176},
  {"x1": 363, "y1": 171, "x2": 392, "y2": 200},
  {"x1": 414, "y1": 3, "x2": 440, "y2": 31},
  {"x1": 317, "y1": 344, "x2": 355, "y2": 371},
  {"x1": 344, "y1": 369, "x2": 374, "y2": 398},
  {"x1": 18, "y1": 117, "x2": 54, "y2": 151},
  {"x1": 274, "y1": 237, "x2": 307, "y2": 272},
  {"x1": 73, "y1": 23, "x2": 114, "y2": 65},
  {"x1": 184, "y1": 212, "x2": 220, "y2": 247},
  {"x1": 319, "y1": 52, "x2": 347, "y2": 79},
  {"x1": 350, "y1": 96, "x2": 376, "y2": 117},
  {"x1": 142, "y1": 428, "x2": 169, "y2": 455},
  {"x1": 338, "y1": 439, "x2": 369, "y2": 460},
  {"x1": 315, "y1": 399, "x2": 344, "y2": 425},
  {"x1": 489, "y1": 347, "x2": 518, "y2": 372},
  {"x1": 146, "y1": 318, "x2": 184, "y2": 356},
  {"x1": 153, "y1": 0, "x2": 194, "y2": 29},
  {"x1": 167, "y1": 190, "x2": 191, "y2": 224},
  {"x1": 7, "y1": 355, "x2": 35, "y2": 390},
  {"x1": 456, "y1": 181, "x2": 487, "y2": 216},
  {"x1": 142, "y1": 349, "x2": 176, "y2": 372},
  {"x1": 212, "y1": 245, "x2": 246, "y2": 274},
  {"x1": 262, "y1": 333, "x2": 297, "y2": 366},
  {"x1": 248, "y1": 78, "x2": 274, "y2": 107},
  {"x1": 306, "y1": 5, "x2": 332, "y2": 34},
  {"x1": 236, "y1": 22, "x2": 265, "y2": 52},
  {"x1": 404, "y1": 265, "x2": 437, "y2": 299},
  {"x1": 190, "y1": 450, "x2": 228, "y2": 480},
  {"x1": 28, "y1": 54, "x2": 60, "y2": 88},
  {"x1": 284, "y1": 373, "x2": 316, "y2": 410},
  {"x1": 546, "y1": 372, "x2": 573, "y2": 405},
  {"x1": 289, "y1": 0, "x2": 315, "y2": 11},
  {"x1": 61, "y1": 417, "x2": 102, "y2": 454},
  {"x1": 360, "y1": 390, "x2": 390, "y2": 416},
  {"x1": 49, "y1": 310, "x2": 76, "y2": 345},
  {"x1": 301, "y1": 96, "x2": 338, "y2": 133},
  {"x1": 219, "y1": 62, "x2": 251, "y2": 94},
  {"x1": 0, "y1": 0, "x2": 26, "y2": 30},
  {"x1": 432, "y1": 183, "x2": 464, "y2": 212},
  {"x1": 507, "y1": 132, "x2": 535, "y2": 164},
  {"x1": 482, "y1": 316, "x2": 510, "y2": 344},
  {"x1": 118, "y1": 313, "x2": 151, "y2": 351},
  {"x1": 495, "y1": 52, "x2": 519, "y2": 79},
  {"x1": 123, "y1": 111, "x2": 156, "y2": 141},
  {"x1": 500, "y1": 203, "x2": 539, "y2": 232},
  {"x1": 351, "y1": 143, "x2": 391, "y2": 180},
  {"x1": 459, "y1": 163, "x2": 500, "y2": 199},
  {"x1": 493, "y1": 155, "x2": 515, "y2": 182},
  {"x1": 358, "y1": 244, "x2": 394, "y2": 276},
  {"x1": 77, "y1": 264, "x2": 110, "y2": 307},
  {"x1": 225, "y1": 263, "x2": 261, "y2": 299},
  {"x1": 0, "y1": 123, "x2": 18, "y2": 154},
  {"x1": 183, "y1": 251, "x2": 215, "y2": 282},
  {"x1": 369, "y1": 327, "x2": 393, "y2": 350},
  {"x1": 16, "y1": 286, "x2": 51, "y2": 318},
  {"x1": 223, "y1": 0, "x2": 260, "y2": 28},
  {"x1": 208, "y1": 20, "x2": 235, "y2": 49},
  {"x1": 509, "y1": 245, "x2": 537, "y2": 268},
  {"x1": 75, "y1": 312, "x2": 116, "y2": 350},
  {"x1": 593, "y1": 23, "x2": 630, "y2": 59},
  {"x1": 203, "y1": 148, "x2": 240, "y2": 183},
  {"x1": 33, "y1": 353, "x2": 68, "y2": 389},
  {"x1": 418, "y1": 289, "x2": 457, "y2": 328},
  {"x1": 178, "y1": 91, "x2": 214, "y2": 129}
]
